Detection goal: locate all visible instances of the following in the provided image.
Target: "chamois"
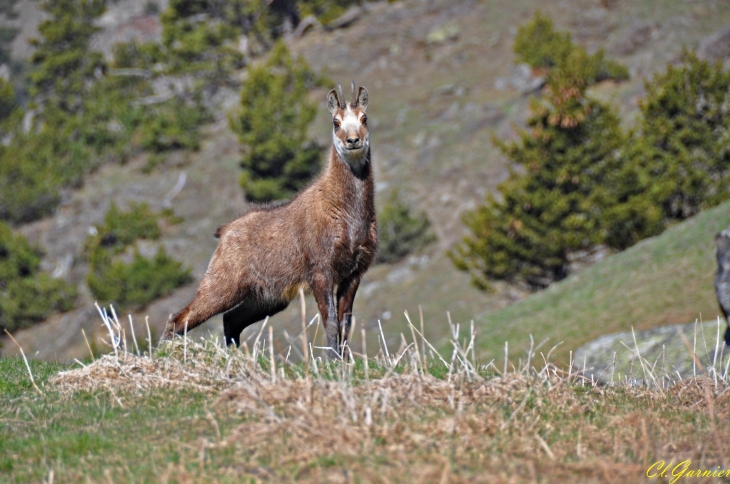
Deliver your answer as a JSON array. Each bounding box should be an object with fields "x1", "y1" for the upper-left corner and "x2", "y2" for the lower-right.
[{"x1": 161, "y1": 81, "x2": 377, "y2": 359}]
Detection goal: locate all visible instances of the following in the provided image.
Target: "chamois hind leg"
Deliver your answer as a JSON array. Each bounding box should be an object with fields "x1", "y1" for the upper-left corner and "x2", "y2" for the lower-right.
[
  {"x1": 223, "y1": 300, "x2": 289, "y2": 347},
  {"x1": 161, "y1": 269, "x2": 244, "y2": 341}
]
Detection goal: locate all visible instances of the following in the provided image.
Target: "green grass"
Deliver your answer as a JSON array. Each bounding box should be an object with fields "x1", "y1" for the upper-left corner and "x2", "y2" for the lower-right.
[
  {"x1": 474, "y1": 199, "x2": 730, "y2": 365},
  {"x1": 0, "y1": 358, "x2": 217, "y2": 482}
]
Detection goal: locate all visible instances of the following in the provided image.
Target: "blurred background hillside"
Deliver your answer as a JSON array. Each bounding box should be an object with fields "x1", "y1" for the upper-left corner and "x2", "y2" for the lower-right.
[{"x1": 2, "y1": 0, "x2": 730, "y2": 366}]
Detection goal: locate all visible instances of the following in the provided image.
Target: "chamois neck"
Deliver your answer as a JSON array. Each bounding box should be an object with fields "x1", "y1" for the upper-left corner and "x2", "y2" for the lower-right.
[{"x1": 329, "y1": 146, "x2": 371, "y2": 181}]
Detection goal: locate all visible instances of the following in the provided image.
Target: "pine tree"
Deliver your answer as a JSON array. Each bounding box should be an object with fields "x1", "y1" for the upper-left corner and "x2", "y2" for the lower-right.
[
  {"x1": 86, "y1": 203, "x2": 191, "y2": 310},
  {"x1": 514, "y1": 11, "x2": 628, "y2": 85},
  {"x1": 599, "y1": 52, "x2": 730, "y2": 249},
  {"x1": 376, "y1": 190, "x2": 435, "y2": 264},
  {"x1": 231, "y1": 41, "x2": 320, "y2": 202},
  {"x1": 160, "y1": 0, "x2": 246, "y2": 81},
  {"x1": 636, "y1": 51, "x2": 730, "y2": 220},
  {"x1": 451, "y1": 60, "x2": 626, "y2": 289},
  {"x1": 29, "y1": 0, "x2": 106, "y2": 115}
]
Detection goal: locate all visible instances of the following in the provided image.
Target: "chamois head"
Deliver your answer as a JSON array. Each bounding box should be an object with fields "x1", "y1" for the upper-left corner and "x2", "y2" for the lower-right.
[{"x1": 327, "y1": 81, "x2": 369, "y2": 167}]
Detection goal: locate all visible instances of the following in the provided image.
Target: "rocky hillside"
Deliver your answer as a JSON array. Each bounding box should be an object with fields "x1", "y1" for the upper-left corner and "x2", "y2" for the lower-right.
[{"x1": 4, "y1": 0, "x2": 730, "y2": 361}]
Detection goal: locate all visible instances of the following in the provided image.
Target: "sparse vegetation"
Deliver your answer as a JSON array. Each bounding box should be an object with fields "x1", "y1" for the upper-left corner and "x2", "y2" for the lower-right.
[
  {"x1": 0, "y1": 221, "x2": 76, "y2": 333},
  {"x1": 376, "y1": 190, "x2": 435, "y2": 264},
  {"x1": 86, "y1": 203, "x2": 190, "y2": 310},
  {"x1": 231, "y1": 41, "x2": 321, "y2": 202}
]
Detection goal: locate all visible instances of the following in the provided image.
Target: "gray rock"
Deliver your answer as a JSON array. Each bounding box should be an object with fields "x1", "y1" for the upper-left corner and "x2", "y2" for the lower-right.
[
  {"x1": 426, "y1": 20, "x2": 460, "y2": 45},
  {"x1": 574, "y1": 320, "x2": 728, "y2": 385},
  {"x1": 698, "y1": 26, "x2": 730, "y2": 62},
  {"x1": 494, "y1": 64, "x2": 545, "y2": 94},
  {"x1": 22, "y1": 109, "x2": 34, "y2": 133},
  {"x1": 326, "y1": 6, "x2": 363, "y2": 31},
  {"x1": 293, "y1": 16, "x2": 320, "y2": 39}
]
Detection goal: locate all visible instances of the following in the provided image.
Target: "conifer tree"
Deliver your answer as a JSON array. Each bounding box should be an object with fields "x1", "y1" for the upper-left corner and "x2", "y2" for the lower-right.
[
  {"x1": 86, "y1": 203, "x2": 191, "y2": 310},
  {"x1": 0, "y1": 0, "x2": 108, "y2": 224},
  {"x1": 600, "y1": 52, "x2": 730, "y2": 249},
  {"x1": 0, "y1": 221, "x2": 76, "y2": 332},
  {"x1": 636, "y1": 51, "x2": 730, "y2": 220},
  {"x1": 514, "y1": 11, "x2": 628, "y2": 84},
  {"x1": 160, "y1": 0, "x2": 246, "y2": 82},
  {"x1": 231, "y1": 41, "x2": 320, "y2": 202},
  {"x1": 451, "y1": 57, "x2": 626, "y2": 289},
  {"x1": 376, "y1": 190, "x2": 436, "y2": 264},
  {"x1": 29, "y1": 0, "x2": 106, "y2": 115}
]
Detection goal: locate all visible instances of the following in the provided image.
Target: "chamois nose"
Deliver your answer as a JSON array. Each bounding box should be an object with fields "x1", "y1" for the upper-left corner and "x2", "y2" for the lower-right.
[{"x1": 346, "y1": 137, "x2": 360, "y2": 145}]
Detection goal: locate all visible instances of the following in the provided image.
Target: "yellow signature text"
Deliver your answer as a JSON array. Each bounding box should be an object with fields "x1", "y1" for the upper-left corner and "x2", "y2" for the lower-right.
[{"x1": 647, "y1": 460, "x2": 729, "y2": 483}]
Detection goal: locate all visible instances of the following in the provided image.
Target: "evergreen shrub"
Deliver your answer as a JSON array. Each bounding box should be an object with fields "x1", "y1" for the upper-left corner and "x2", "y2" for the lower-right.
[
  {"x1": 514, "y1": 11, "x2": 628, "y2": 84},
  {"x1": 86, "y1": 203, "x2": 190, "y2": 309},
  {"x1": 231, "y1": 41, "x2": 321, "y2": 202},
  {"x1": 376, "y1": 191, "x2": 436, "y2": 264},
  {"x1": 0, "y1": 221, "x2": 76, "y2": 333}
]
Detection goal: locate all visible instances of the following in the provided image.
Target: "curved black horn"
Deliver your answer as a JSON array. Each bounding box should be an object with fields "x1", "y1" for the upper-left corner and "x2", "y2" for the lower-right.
[
  {"x1": 350, "y1": 80, "x2": 357, "y2": 108},
  {"x1": 337, "y1": 82, "x2": 346, "y2": 109}
]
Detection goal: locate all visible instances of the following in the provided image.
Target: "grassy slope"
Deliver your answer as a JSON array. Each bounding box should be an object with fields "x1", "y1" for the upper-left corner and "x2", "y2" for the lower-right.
[{"x1": 474, "y1": 200, "x2": 730, "y2": 365}]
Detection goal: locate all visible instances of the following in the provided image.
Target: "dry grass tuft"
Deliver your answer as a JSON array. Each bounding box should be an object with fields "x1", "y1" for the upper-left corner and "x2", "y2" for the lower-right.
[{"x1": 51, "y1": 338, "x2": 257, "y2": 394}]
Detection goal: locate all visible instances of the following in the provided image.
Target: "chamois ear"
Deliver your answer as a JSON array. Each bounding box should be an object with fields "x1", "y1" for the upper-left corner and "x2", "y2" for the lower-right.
[
  {"x1": 357, "y1": 86, "x2": 369, "y2": 111},
  {"x1": 327, "y1": 89, "x2": 340, "y2": 115}
]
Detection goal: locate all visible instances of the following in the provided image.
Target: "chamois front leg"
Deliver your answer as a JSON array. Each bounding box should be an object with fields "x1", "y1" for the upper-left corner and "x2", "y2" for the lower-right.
[
  {"x1": 311, "y1": 274, "x2": 340, "y2": 360},
  {"x1": 337, "y1": 274, "x2": 361, "y2": 360}
]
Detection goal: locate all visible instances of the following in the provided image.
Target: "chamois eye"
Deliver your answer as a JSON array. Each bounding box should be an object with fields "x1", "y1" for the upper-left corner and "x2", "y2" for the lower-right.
[
  {"x1": 333, "y1": 119, "x2": 341, "y2": 128},
  {"x1": 361, "y1": 116, "x2": 367, "y2": 125}
]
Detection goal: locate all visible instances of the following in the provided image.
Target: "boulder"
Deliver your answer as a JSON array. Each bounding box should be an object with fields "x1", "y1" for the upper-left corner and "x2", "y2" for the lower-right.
[
  {"x1": 574, "y1": 320, "x2": 727, "y2": 385},
  {"x1": 494, "y1": 63, "x2": 545, "y2": 94}
]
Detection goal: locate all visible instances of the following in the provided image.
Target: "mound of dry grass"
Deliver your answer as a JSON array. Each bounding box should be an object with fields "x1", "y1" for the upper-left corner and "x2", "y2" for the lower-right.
[{"x1": 39, "y1": 305, "x2": 730, "y2": 483}]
